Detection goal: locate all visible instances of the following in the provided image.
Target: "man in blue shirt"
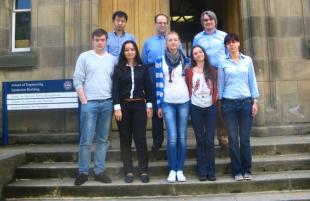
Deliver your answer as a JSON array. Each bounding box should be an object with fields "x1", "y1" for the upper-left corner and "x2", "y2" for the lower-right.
[
  {"x1": 193, "y1": 10, "x2": 228, "y2": 148},
  {"x1": 141, "y1": 13, "x2": 169, "y2": 158},
  {"x1": 107, "y1": 11, "x2": 136, "y2": 59}
]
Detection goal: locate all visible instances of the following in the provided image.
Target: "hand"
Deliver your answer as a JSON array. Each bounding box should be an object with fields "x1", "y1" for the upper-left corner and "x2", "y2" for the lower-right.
[
  {"x1": 252, "y1": 102, "x2": 258, "y2": 117},
  {"x1": 114, "y1": 109, "x2": 122, "y2": 121},
  {"x1": 147, "y1": 108, "x2": 153, "y2": 120},
  {"x1": 80, "y1": 99, "x2": 88, "y2": 105},
  {"x1": 157, "y1": 108, "x2": 163, "y2": 118}
]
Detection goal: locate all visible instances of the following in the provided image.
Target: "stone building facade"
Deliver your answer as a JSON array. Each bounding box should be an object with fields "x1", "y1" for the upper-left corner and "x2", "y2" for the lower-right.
[{"x1": 0, "y1": 0, "x2": 309, "y2": 137}]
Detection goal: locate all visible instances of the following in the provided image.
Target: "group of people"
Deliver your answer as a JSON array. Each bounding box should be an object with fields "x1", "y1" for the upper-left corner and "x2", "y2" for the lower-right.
[{"x1": 72, "y1": 10, "x2": 259, "y2": 186}]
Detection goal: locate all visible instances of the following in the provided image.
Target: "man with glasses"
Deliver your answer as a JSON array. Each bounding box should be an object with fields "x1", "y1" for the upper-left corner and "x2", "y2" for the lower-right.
[
  {"x1": 141, "y1": 13, "x2": 170, "y2": 158},
  {"x1": 193, "y1": 10, "x2": 228, "y2": 148},
  {"x1": 107, "y1": 10, "x2": 136, "y2": 59}
]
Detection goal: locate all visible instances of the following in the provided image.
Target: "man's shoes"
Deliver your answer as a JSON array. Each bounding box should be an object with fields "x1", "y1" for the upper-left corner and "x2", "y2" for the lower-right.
[
  {"x1": 74, "y1": 173, "x2": 88, "y2": 186},
  {"x1": 140, "y1": 173, "x2": 150, "y2": 183},
  {"x1": 243, "y1": 173, "x2": 253, "y2": 180},
  {"x1": 199, "y1": 175, "x2": 207, "y2": 181},
  {"x1": 94, "y1": 172, "x2": 112, "y2": 183},
  {"x1": 124, "y1": 173, "x2": 134, "y2": 183},
  {"x1": 151, "y1": 145, "x2": 161, "y2": 160},
  {"x1": 207, "y1": 175, "x2": 217, "y2": 181}
]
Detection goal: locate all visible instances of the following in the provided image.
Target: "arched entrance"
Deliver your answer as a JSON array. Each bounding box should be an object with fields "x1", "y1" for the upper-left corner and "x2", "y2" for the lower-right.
[{"x1": 170, "y1": 0, "x2": 242, "y2": 56}]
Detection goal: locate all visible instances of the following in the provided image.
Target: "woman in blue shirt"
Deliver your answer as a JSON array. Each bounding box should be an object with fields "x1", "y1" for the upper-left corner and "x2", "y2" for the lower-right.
[{"x1": 218, "y1": 33, "x2": 259, "y2": 181}]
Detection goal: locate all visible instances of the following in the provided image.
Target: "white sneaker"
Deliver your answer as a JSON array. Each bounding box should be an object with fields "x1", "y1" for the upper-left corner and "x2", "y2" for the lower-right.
[
  {"x1": 243, "y1": 173, "x2": 252, "y2": 180},
  {"x1": 176, "y1": 171, "x2": 186, "y2": 182},
  {"x1": 167, "y1": 170, "x2": 176, "y2": 183},
  {"x1": 234, "y1": 174, "x2": 243, "y2": 181}
]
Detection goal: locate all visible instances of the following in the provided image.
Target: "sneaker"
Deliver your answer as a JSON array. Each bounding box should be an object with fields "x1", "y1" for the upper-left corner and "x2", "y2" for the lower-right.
[
  {"x1": 176, "y1": 171, "x2": 186, "y2": 182},
  {"x1": 243, "y1": 173, "x2": 252, "y2": 180},
  {"x1": 207, "y1": 175, "x2": 217, "y2": 181},
  {"x1": 167, "y1": 170, "x2": 176, "y2": 183},
  {"x1": 74, "y1": 173, "x2": 88, "y2": 186},
  {"x1": 199, "y1": 175, "x2": 207, "y2": 181},
  {"x1": 94, "y1": 172, "x2": 112, "y2": 183},
  {"x1": 234, "y1": 174, "x2": 243, "y2": 181}
]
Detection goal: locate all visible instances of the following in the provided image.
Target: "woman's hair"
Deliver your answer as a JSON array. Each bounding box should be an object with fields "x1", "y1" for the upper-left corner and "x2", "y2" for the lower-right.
[
  {"x1": 118, "y1": 40, "x2": 142, "y2": 67},
  {"x1": 224, "y1": 33, "x2": 240, "y2": 46},
  {"x1": 190, "y1": 45, "x2": 215, "y2": 83}
]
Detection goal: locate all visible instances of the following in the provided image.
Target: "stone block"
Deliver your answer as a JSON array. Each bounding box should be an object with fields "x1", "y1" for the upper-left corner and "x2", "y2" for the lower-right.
[
  {"x1": 249, "y1": 17, "x2": 267, "y2": 37},
  {"x1": 271, "y1": 59, "x2": 310, "y2": 81},
  {"x1": 252, "y1": 59, "x2": 270, "y2": 82},
  {"x1": 39, "y1": 47, "x2": 65, "y2": 67},
  {"x1": 298, "y1": 80, "x2": 310, "y2": 101},
  {"x1": 37, "y1": 3, "x2": 65, "y2": 26},
  {"x1": 282, "y1": 101, "x2": 308, "y2": 124},
  {"x1": 275, "y1": 81, "x2": 298, "y2": 102},
  {"x1": 0, "y1": 29, "x2": 9, "y2": 50},
  {"x1": 37, "y1": 26, "x2": 65, "y2": 47},
  {"x1": 269, "y1": 38, "x2": 305, "y2": 58},
  {"x1": 250, "y1": 38, "x2": 269, "y2": 58},
  {"x1": 269, "y1": 0, "x2": 303, "y2": 16},
  {"x1": 268, "y1": 17, "x2": 304, "y2": 37},
  {"x1": 248, "y1": 0, "x2": 266, "y2": 17}
]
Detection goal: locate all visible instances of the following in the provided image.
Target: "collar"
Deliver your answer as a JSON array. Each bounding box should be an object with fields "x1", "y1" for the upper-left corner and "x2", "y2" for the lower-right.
[
  {"x1": 203, "y1": 29, "x2": 217, "y2": 35},
  {"x1": 156, "y1": 34, "x2": 166, "y2": 40},
  {"x1": 226, "y1": 53, "x2": 246, "y2": 60},
  {"x1": 113, "y1": 30, "x2": 126, "y2": 37}
]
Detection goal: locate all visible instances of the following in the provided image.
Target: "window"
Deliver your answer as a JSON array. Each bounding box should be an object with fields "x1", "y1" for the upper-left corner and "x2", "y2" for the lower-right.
[{"x1": 12, "y1": 0, "x2": 31, "y2": 52}]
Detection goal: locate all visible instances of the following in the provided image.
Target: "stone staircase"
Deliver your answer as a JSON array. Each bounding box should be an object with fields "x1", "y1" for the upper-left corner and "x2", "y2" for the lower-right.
[{"x1": 2, "y1": 130, "x2": 310, "y2": 200}]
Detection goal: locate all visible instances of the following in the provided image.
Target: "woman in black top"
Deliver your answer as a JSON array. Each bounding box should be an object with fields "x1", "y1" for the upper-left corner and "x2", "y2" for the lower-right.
[{"x1": 112, "y1": 40, "x2": 152, "y2": 183}]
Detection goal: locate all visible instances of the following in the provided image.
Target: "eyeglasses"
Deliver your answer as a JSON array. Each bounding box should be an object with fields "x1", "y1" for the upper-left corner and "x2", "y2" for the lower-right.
[
  {"x1": 156, "y1": 22, "x2": 168, "y2": 25},
  {"x1": 203, "y1": 18, "x2": 213, "y2": 22}
]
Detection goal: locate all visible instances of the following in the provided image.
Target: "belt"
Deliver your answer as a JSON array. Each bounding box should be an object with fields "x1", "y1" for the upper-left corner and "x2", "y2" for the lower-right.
[
  {"x1": 88, "y1": 98, "x2": 112, "y2": 102},
  {"x1": 123, "y1": 98, "x2": 144, "y2": 102}
]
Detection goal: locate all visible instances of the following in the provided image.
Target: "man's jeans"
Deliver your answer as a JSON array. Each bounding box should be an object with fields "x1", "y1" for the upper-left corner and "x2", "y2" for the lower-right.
[
  {"x1": 221, "y1": 98, "x2": 253, "y2": 176},
  {"x1": 78, "y1": 99, "x2": 113, "y2": 175},
  {"x1": 162, "y1": 101, "x2": 190, "y2": 171},
  {"x1": 190, "y1": 104, "x2": 217, "y2": 177}
]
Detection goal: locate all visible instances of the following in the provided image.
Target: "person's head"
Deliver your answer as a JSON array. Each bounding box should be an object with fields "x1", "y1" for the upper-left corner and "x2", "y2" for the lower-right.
[
  {"x1": 91, "y1": 28, "x2": 108, "y2": 52},
  {"x1": 154, "y1": 13, "x2": 169, "y2": 36},
  {"x1": 190, "y1": 45, "x2": 214, "y2": 81},
  {"x1": 200, "y1": 10, "x2": 217, "y2": 32},
  {"x1": 166, "y1": 31, "x2": 180, "y2": 53},
  {"x1": 118, "y1": 40, "x2": 142, "y2": 66},
  {"x1": 112, "y1": 11, "x2": 128, "y2": 32},
  {"x1": 224, "y1": 33, "x2": 240, "y2": 54}
]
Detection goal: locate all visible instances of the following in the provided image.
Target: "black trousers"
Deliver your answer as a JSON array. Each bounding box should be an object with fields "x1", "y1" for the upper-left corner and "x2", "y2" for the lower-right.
[{"x1": 117, "y1": 101, "x2": 149, "y2": 175}]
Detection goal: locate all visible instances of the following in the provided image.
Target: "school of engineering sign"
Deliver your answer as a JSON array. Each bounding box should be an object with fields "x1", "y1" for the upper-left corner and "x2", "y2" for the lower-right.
[{"x1": 2, "y1": 79, "x2": 79, "y2": 145}]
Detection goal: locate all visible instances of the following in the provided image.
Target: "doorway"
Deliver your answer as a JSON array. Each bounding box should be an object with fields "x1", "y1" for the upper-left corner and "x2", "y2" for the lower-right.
[{"x1": 170, "y1": 0, "x2": 242, "y2": 56}]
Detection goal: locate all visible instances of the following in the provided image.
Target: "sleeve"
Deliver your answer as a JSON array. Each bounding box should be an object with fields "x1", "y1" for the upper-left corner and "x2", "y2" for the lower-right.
[
  {"x1": 73, "y1": 54, "x2": 86, "y2": 90},
  {"x1": 217, "y1": 65, "x2": 224, "y2": 100},
  {"x1": 141, "y1": 40, "x2": 148, "y2": 64},
  {"x1": 143, "y1": 65, "x2": 152, "y2": 108},
  {"x1": 112, "y1": 65, "x2": 121, "y2": 110},
  {"x1": 155, "y1": 57, "x2": 164, "y2": 109},
  {"x1": 248, "y1": 57, "x2": 259, "y2": 98}
]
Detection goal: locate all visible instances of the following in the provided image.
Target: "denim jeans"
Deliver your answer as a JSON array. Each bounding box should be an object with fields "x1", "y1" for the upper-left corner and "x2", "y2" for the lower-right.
[
  {"x1": 148, "y1": 65, "x2": 164, "y2": 149},
  {"x1": 190, "y1": 104, "x2": 217, "y2": 177},
  {"x1": 78, "y1": 99, "x2": 113, "y2": 175},
  {"x1": 221, "y1": 98, "x2": 253, "y2": 176},
  {"x1": 162, "y1": 101, "x2": 190, "y2": 171}
]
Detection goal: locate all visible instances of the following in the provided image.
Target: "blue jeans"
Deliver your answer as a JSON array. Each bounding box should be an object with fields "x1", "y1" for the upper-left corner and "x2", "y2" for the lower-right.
[
  {"x1": 78, "y1": 99, "x2": 113, "y2": 175},
  {"x1": 162, "y1": 101, "x2": 190, "y2": 171},
  {"x1": 221, "y1": 98, "x2": 253, "y2": 177},
  {"x1": 190, "y1": 104, "x2": 217, "y2": 177}
]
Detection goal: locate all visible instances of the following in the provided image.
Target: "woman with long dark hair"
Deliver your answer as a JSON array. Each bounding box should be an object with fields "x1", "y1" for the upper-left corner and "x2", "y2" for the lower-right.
[
  {"x1": 185, "y1": 45, "x2": 218, "y2": 181},
  {"x1": 112, "y1": 40, "x2": 152, "y2": 183}
]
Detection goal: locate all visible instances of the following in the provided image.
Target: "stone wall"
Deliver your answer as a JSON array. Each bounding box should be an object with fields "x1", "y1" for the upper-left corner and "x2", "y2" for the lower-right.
[
  {"x1": 240, "y1": 0, "x2": 310, "y2": 127},
  {"x1": 0, "y1": 0, "x2": 99, "y2": 133}
]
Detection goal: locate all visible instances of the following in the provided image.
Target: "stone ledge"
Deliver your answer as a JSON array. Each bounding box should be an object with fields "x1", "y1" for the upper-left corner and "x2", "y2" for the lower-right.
[{"x1": 0, "y1": 52, "x2": 37, "y2": 68}]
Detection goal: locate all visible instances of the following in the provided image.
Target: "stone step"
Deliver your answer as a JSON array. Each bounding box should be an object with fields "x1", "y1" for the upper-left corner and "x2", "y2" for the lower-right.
[
  {"x1": 24, "y1": 135, "x2": 310, "y2": 162},
  {"x1": 15, "y1": 154, "x2": 310, "y2": 179},
  {"x1": 5, "y1": 190, "x2": 310, "y2": 201},
  {"x1": 4, "y1": 170, "x2": 310, "y2": 198}
]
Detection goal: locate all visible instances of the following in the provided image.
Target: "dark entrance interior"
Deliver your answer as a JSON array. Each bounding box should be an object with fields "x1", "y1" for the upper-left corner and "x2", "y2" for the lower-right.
[{"x1": 170, "y1": 0, "x2": 242, "y2": 56}]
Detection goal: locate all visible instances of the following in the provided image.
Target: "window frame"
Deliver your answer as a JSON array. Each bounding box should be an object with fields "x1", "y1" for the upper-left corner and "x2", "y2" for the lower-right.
[{"x1": 12, "y1": 0, "x2": 31, "y2": 52}]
